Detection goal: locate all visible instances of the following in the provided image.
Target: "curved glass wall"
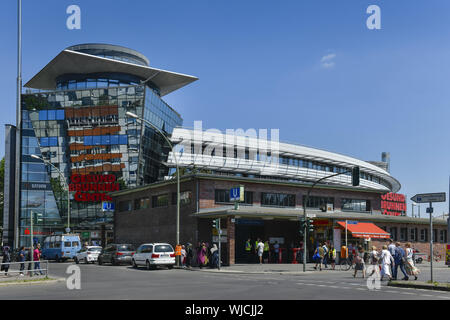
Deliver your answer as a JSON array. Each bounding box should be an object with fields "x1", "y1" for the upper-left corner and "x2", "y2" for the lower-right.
[{"x1": 20, "y1": 83, "x2": 182, "y2": 246}]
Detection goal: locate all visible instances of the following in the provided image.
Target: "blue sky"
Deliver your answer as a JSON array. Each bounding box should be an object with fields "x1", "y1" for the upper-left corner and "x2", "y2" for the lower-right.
[{"x1": 0, "y1": 0, "x2": 449, "y2": 216}]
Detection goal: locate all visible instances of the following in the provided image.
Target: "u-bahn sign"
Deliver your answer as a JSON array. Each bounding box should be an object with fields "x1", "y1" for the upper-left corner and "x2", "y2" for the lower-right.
[{"x1": 410, "y1": 193, "x2": 446, "y2": 204}]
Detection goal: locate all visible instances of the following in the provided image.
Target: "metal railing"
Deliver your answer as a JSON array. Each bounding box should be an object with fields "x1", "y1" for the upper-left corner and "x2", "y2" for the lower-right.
[{"x1": 0, "y1": 261, "x2": 49, "y2": 279}]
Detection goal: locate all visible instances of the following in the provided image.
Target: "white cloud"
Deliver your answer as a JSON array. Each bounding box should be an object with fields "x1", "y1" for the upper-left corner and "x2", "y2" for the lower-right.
[{"x1": 321, "y1": 53, "x2": 336, "y2": 68}]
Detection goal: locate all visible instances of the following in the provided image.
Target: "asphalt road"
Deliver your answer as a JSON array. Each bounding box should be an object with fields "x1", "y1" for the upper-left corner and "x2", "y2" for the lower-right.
[{"x1": 0, "y1": 261, "x2": 449, "y2": 300}]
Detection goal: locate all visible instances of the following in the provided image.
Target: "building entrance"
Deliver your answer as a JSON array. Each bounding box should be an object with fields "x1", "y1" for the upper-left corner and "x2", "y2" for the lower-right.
[{"x1": 234, "y1": 219, "x2": 302, "y2": 264}]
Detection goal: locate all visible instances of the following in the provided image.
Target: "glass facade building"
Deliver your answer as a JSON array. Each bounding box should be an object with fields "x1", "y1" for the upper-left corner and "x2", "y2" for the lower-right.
[{"x1": 8, "y1": 44, "x2": 197, "y2": 247}]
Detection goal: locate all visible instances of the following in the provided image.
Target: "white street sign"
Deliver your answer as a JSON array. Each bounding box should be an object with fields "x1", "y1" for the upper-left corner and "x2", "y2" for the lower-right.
[
  {"x1": 411, "y1": 193, "x2": 446, "y2": 204},
  {"x1": 306, "y1": 213, "x2": 317, "y2": 218}
]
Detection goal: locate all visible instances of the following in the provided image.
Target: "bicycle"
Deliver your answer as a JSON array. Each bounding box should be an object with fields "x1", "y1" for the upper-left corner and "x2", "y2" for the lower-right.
[
  {"x1": 339, "y1": 256, "x2": 355, "y2": 271},
  {"x1": 427, "y1": 254, "x2": 441, "y2": 263}
]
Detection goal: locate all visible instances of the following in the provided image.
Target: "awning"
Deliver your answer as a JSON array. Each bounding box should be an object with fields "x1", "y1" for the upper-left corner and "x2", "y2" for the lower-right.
[{"x1": 337, "y1": 221, "x2": 390, "y2": 239}]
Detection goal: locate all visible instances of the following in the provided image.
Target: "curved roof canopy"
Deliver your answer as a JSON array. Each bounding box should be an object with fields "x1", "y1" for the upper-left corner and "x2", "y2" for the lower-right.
[{"x1": 24, "y1": 49, "x2": 198, "y2": 97}]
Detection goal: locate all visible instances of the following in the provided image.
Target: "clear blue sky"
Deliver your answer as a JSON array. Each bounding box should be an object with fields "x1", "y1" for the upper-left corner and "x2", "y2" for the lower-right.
[{"x1": 0, "y1": 0, "x2": 449, "y2": 216}]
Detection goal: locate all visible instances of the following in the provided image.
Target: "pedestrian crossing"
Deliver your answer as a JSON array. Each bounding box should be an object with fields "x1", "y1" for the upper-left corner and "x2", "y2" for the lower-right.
[{"x1": 294, "y1": 280, "x2": 450, "y2": 299}]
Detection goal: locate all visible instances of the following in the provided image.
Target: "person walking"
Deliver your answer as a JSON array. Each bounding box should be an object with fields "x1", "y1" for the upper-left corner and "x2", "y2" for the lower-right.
[
  {"x1": 33, "y1": 244, "x2": 44, "y2": 276},
  {"x1": 322, "y1": 242, "x2": 329, "y2": 269},
  {"x1": 388, "y1": 239, "x2": 396, "y2": 277},
  {"x1": 328, "y1": 244, "x2": 336, "y2": 270},
  {"x1": 367, "y1": 246, "x2": 380, "y2": 277},
  {"x1": 1, "y1": 246, "x2": 11, "y2": 276},
  {"x1": 245, "y1": 238, "x2": 252, "y2": 263},
  {"x1": 404, "y1": 243, "x2": 419, "y2": 280},
  {"x1": 380, "y1": 245, "x2": 394, "y2": 281},
  {"x1": 263, "y1": 240, "x2": 270, "y2": 264},
  {"x1": 18, "y1": 246, "x2": 26, "y2": 276},
  {"x1": 210, "y1": 244, "x2": 219, "y2": 268},
  {"x1": 180, "y1": 245, "x2": 187, "y2": 268},
  {"x1": 256, "y1": 240, "x2": 265, "y2": 264},
  {"x1": 353, "y1": 246, "x2": 366, "y2": 278},
  {"x1": 197, "y1": 242, "x2": 207, "y2": 269},
  {"x1": 186, "y1": 243, "x2": 193, "y2": 269},
  {"x1": 273, "y1": 241, "x2": 280, "y2": 263},
  {"x1": 393, "y1": 242, "x2": 409, "y2": 281},
  {"x1": 313, "y1": 245, "x2": 324, "y2": 271}
]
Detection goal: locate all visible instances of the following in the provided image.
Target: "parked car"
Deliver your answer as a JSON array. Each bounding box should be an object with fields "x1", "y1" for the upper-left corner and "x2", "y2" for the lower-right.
[
  {"x1": 413, "y1": 249, "x2": 426, "y2": 264},
  {"x1": 132, "y1": 243, "x2": 175, "y2": 270},
  {"x1": 74, "y1": 246, "x2": 102, "y2": 264},
  {"x1": 98, "y1": 244, "x2": 135, "y2": 266},
  {"x1": 42, "y1": 235, "x2": 81, "y2": 262}
]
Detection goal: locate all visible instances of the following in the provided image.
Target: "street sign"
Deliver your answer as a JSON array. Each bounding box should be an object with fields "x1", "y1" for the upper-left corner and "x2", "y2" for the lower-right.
[
  {"x1": 306, "y1": 213, "x2": 317, "y2": 218},
  {"x1": 102, "y1": 202, "x2": 115, "y2": 212},
  {"x1": 230, "y1": 186, "x2": 244, "y2": 202},
  {"x1": 65, "y1": 227, "x2": 71, "y2": 233},
  {"x1": 411, "y1": 193, "x2": 446, "y2": 204},
  {"x1": 346, "y1": 221, "x2": 358, "y2": 225}
]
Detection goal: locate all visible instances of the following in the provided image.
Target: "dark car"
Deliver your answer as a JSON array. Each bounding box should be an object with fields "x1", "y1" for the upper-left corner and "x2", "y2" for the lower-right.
[{"x1": 98, "y1": 244, "x2": 135, "y2": 266}]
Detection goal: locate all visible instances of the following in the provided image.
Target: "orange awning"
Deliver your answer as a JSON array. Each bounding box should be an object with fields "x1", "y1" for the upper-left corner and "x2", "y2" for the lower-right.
[{"x1": 337, "y1": 221, "x2": 390, "y2": 239}]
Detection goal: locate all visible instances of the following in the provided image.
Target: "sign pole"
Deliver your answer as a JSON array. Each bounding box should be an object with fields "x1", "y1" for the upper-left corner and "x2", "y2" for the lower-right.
[
  {"x1": 218, "y1": 218, "x2": 221, "y2": 270},
  {"x1": 429, "y1": 202, "x2": 433, "y2": 283}
]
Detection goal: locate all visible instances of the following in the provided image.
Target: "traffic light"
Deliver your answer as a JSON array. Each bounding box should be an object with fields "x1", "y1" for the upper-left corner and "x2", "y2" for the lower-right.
[
  {"x1": 307, "y1": 219, "x2": 314, "y2": 232},
  {"x1": 212, "y1": 219, "x2": 219, "y2": 230},
  {"x1": 299, "y1": 218, "x2": 306, "y2": 234},
  {"x1": 352, "y1": 166, "x2": 360, "y2": 187}
]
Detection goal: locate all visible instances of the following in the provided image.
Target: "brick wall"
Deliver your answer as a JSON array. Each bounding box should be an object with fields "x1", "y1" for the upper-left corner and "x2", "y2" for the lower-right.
[{"x1": 114, "y1": 180, "x2": 198, "y2": 247}]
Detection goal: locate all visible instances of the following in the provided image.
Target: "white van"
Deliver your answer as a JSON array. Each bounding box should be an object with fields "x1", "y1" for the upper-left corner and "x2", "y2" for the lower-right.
[{"x1": 132, "y1": 243, "x2": 175, "y2": 270}]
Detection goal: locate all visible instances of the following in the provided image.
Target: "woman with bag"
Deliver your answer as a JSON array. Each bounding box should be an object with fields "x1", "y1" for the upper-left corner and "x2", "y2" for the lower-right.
[
  {"x1": 404, "y1": 243, "x2": 419, "y2": 280},
  {"x1": 353, "y1": 246, "x2": 366, "y2": 278},
  {"x1": 313, "y1": 245, "x2": 324, "y2": 271}
]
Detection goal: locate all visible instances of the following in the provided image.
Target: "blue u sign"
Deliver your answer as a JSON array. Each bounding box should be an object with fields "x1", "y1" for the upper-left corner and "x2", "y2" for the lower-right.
[
  {"x1": 230, "y1": 188, "x2": 240, "y2": 202},
  {"x1": 102, "y1": 202, "x2": 115, "y2": 212}
]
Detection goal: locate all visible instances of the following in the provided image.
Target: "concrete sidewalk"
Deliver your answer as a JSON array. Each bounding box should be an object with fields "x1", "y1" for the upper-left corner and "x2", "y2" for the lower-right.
[
  {"x1": 182, "y1": 261, "x2": 449, "y2": 275},
  {"x1": 183, "y1": 263, "x2": 334, "y2": 274}
]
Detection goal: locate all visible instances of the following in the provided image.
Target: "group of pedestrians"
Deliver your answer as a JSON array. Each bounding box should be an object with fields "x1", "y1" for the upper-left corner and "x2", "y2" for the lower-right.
[
  {"x1": 245, "y1": 238, "x2": 273, "y2": 264},
  {"x1": 312, "y1": 242, "x2": 337, "y2": 271},
  {"x1": 349, "y1": 240, "x2": 420, "y2": 281},
  {"x1": 377, "y1": 240, "x2": 420, "y2": 281},
  {"x1": 1, "y1": 244, "x2": 44, "y2": 277},
  {"x1": 181, "y1": 242, "x2": 221, "y2": 269}
]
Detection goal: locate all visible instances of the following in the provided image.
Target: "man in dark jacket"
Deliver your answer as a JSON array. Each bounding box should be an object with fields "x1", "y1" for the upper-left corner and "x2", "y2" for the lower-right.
[
  {"x1": 393, "y1": 242, "x2": 409, "y2": 280},
  {"x1": 1, "y1": 246, "x2": 11, "y2": 276}
]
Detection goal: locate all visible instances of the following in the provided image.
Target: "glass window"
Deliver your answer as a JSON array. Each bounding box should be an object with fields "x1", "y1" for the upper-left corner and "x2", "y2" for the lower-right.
[
  {"x1": 56, "y1": 110, "x2": 65, "y2": 120},
  {"x1": 49, "y1": 137, "x2": 58, "y2": 147},
  {"x1": 119, "y1": 135, "x2": 128, "y2": 145},
  {"x1": 40, "y1": 138, "x2": 49, "y2": 147},
  {"x1": 110, "y1": 135, "x2": 119, "y2": 145},
  {"x1": 261, "y1": 193, "x2": 295, "y2": 207},
  {"x1": 39, "y1": 110, "x2": 48, "y2": 121},
  {"x1": 84, "y1": 136, "x2": 93, "y2": 146},
  {"x1": 400, "y1": 228, "x2": 407, "y2": 241},
  {"x1": 154, "y1": 245, "x2": 173, "y2": 253},
  {"x1": 47, "y1": 110, "x2": 56, "y2": 120},
  {"x1": 64, "y1": 242, "x2": 72, "y2": 247},
  {"x1": 303, "y1": 196, "x2": 334, "y2": 209},
  {"x1": 341, "y1": 199, "x2": 371, "y2": 212},
  {"x1": 92, "y1": 136, "x2": 102, "y2": 146},
  {"x1": 152, "y1": 194, "x2": 169, "y2": 208}
]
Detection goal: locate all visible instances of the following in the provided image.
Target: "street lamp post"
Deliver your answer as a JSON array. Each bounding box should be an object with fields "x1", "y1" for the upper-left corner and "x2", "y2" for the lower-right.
[
  {"x1": 125, "y1": 112, "x2": 181, "y2": 266},
  {"x1": 31, "y1": 155, "x2": 71, "y2": 233}
]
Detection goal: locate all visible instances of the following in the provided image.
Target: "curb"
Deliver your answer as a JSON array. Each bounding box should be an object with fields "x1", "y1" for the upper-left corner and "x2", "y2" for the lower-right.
[
  {"x1": 0, "y1": 277, "x2": 65, "y2": 287},
  {"x1": 388, "y1": 281, "x2": 450, "y2": 292},
  {"x1": 180, "y1": 268, "x2": 318, "y2": 275}
]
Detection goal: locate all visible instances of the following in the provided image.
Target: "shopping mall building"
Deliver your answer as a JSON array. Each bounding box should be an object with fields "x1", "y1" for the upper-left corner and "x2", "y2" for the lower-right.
[
  {"x1": 2, "y1": 44, "x2": 197, "y2": 247},
  {"x1": 111, "y1": 129, "x2": 448, "y2": 264}
]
